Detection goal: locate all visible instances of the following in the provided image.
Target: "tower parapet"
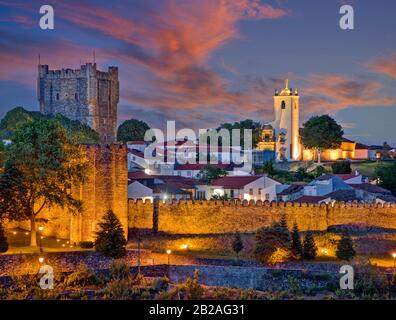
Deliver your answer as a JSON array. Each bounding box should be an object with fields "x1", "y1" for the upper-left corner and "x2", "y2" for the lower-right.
[{"x1": 37, "y1": 63, "x2": 119, "y2": 143}]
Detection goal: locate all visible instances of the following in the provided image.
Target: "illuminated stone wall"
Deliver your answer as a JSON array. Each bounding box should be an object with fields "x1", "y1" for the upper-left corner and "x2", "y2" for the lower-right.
[
  {"x1": 129, "y1": 200, "x2": 396, "y2": 234},
  {"x1": 8, "y1": 144, "x2": 128, "y2": 243}
]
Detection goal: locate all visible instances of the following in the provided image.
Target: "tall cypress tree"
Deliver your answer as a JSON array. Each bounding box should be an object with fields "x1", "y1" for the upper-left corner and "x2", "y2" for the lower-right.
[
  {"x1": 336, "y1": 233, "x2": 356, "y2": 261},
  {"x1": 232, "y1": 232, "x2": 244, "y2": 256},
  {"x1": 291, "y1": 223, "x2": 302, "y2": 258},
  {"x1": 95, "y1": 210, "x2": 127, "y2": 258},
  {"x1": 303, "y1": 232, "x2": 317, "y2": 260},
  {"x1": 0, "y1": 223, "x2": 8, "y2": 253}
]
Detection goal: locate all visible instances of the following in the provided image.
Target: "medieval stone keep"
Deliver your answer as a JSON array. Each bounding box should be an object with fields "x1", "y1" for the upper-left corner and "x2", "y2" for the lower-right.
[{"x1": 37, "y1": 63, "x2": 119, "y2": 143}]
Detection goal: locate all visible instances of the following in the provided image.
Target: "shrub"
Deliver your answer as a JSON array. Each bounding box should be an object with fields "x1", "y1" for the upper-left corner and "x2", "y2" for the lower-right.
[
  {"x1": 152, "y1": 277, "x2": 169, "y2": 292},
  {"x1": 110, "y1": 259, "x2": 131, "y2": 281},
  {"x1": 181, "y1": 270, "x2": 204, "y2": 300},
  {"x1": 0, "y1": 223, "x2": 8, "y2": 253},
  {"x1": 79, "y1": 241, "x2": 94, "y2": 249},
  {"x1": 107, "y1": 279, "x2": 130, "y2": 299},
  {"x1": 291, "y1": 223, "x2": 302, "y2": 259},
  {"x1": 231, "y1": 232, "x2": 244, "y2": 256},
  {"x1": 336, "y1": 233, "x2": 356, "y2": 261},
  {"x1": 65, "y1": 263, "x2": 98, "y2": 287},
  {"x1": 354, "y1": 262, "x2": 388, "y2": 298},
  {"x1": 95, "y1": 210, "x2": 127, "y2": 258},
  {"x1": 254, "y1": 221, "x2": 291, "y2": 265},
  {"x1": 302, "y1": 232, "x2": 317, "y2": 260},
  {"x1": 332, "y1": 161, "x2": 352, "y2": 174}
]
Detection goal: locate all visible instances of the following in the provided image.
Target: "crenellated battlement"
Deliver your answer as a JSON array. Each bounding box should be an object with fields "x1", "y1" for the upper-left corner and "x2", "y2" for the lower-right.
[{"x1": 38, "y1": 63, "x2": 119, "y2": 144}]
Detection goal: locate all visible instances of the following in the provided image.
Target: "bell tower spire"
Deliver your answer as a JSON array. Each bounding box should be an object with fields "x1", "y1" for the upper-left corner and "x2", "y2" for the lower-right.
[{"x1": 285, "y1": 78, "x2": 289, "y2": 89}]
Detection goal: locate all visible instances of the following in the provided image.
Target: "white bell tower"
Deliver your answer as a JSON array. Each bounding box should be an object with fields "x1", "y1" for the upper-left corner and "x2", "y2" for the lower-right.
[{"x1": 272, "y1": 79, "x2": 301, "y2": 161}]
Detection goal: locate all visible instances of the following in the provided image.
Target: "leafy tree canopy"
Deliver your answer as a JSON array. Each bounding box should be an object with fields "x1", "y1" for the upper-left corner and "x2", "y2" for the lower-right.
[
  {"x1": 197, "y1": 165, "x2": 228, "y2": 183},
  {"x1": 301, "y1": 115, "x2": 344, "y2": 162},
  {"x1": 332, "y1": 160, "x2": 352, "y2": 174},
  {"x1": 0, "y1": 107, "x2": 100, "y2": 144},
  {"x1": 375, "y1": 162, "x2": 396, "y2": 196},
  {"x1": 117, "y1": 119, "x2": 150, "y2": 143},
  {"x1": 0, "y1": 119, "x2": 90, "y2": 246}
]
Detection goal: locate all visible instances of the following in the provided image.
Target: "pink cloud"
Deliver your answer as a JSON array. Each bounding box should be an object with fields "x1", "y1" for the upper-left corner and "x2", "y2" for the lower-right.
[{"x1": 366, "y1": 52, "x2": 396, "y2": 79}]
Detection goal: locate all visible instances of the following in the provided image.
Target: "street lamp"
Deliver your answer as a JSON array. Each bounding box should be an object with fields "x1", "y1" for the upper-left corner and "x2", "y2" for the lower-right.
[
  {"x1": 392, "y1": 252, "x2": 396, "y2": 268},
  {"x1": 166, "y1": 249, "x2": 172, "y2": 265},
  {"x1": 38, "y1": 256, "x2": 45, "y2": 264},
  {"x1": 38, "y1": 226, "x2": 44, "y2": 252}
]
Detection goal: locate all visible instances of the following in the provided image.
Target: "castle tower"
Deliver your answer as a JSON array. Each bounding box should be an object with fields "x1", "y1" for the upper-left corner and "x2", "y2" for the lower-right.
[
  {"x1": 273, "y1": 79, "x2": 301, "y2": 161},
  {"x1": 37, "y1": 63, "x2": 119, "y2": 143}
]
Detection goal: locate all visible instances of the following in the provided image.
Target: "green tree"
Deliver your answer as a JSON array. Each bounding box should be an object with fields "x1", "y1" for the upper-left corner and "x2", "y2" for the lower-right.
[
  {"x1": 116, "y1": 119, "x2": 150, "y2": 143},
  {"x1": 0, "y1": 119, "x2": 89, "y2": 246},
  {"x1": 294, "y1": 167, "x2": 309, "y2": 181},
  {"x1": 332, "y1": 161, "x2": 352, "y2": 174},
  {"x1": 197, "y1": 164, "x2": 228, "y2": 183},
  {"x1": 336, "y1": 233, "x2": 356, "y2": 261},
  {"x1": 95, "y1": 210, "x2": 127, "y2": 258},
  {"x1": 254, "y1": 221, "x2": 292, "y2": 265},
  {"x1": 0, "y1": 222, "x2": 8, "y2": 253},
  {"x1": 300, "y1": 115, "x2": 344, "y2": 164},
  {"x1": 291, "y1": 223, "x2": 302, "y2": 259},
  {"x1": 217, "y1": 119, "x2": 262, "y2": 149},
  {"x1": 0, "y1": 107, "x2": 100, "y2": 143},
  {"x1": 302, "y1": 232, "x2": 317, "y2": 260},
  {"x1": 375, "y1": 162, "x2": 396, "y2": 196},
  {"x1": 232, "y1": 232, "x2": 244, "y2": 256},
  {"x1": 259, "y1": 161, "x2": 276, "y2": 177}
]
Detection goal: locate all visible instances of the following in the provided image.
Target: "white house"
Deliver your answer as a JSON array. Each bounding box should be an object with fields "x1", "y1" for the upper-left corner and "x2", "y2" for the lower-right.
[
  {"x1": 196, "y1": 175, "x2": 287, "y2": 201},
  {"x1": 303, "y1": 175, "x2": 353, "y2": 197}
]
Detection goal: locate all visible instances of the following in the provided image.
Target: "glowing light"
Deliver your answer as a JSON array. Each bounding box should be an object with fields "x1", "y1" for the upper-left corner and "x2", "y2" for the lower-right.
[
  {"x1": 56, "y1": 239, "x2": 60, "y2": 242},
  {"x1": 12, "y1": 231, "x2": 17, "y2": 235},
  {"x1": 62, "y1": 244, "x2": 65, "y2": 247},
  {"x1": 25, "y1": 232, "x2": 29, "y2": 235},
  {"x1": 163, "y1": 194, "x2": 168, "y2": 200},
  {"x1": 144, "y1": 169, "x2": 151, "y2": 175},
  {"x1": 180, "y1": 244, "x2": 189, "y2": 250},
  {"x1": 320, "y1": 248, "x2": 329, "y2": 255},
  {"x1": 38, "y1": 226, "x2": 44, "y2": 231},
  {"x1": 40, "y1": 236, "x2": 44, "y2": 239},
  {"x1": 66, "y1": 241, "x2": 70, "y2": 244},
  {"x1": 38, "y1": 257, "x2": 45, "y2": 264},
  {"x1": 392, "y1": 252, "x2": 396, "y2": 259},
  {"x1": 166, "y1": 249, "x2": 172, "y2": 255}
]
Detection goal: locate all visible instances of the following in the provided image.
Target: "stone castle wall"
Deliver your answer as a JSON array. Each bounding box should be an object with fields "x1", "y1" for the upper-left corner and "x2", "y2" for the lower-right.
[
  {"x1": 128, "y1": 200, "x2": 396, "y2": 234},
  {"x1": 38, "y1": 63, "x2": 119, "y2": 143},
  {"x1": 9, "y1": 145, "x2": 128, "y2": 243}
]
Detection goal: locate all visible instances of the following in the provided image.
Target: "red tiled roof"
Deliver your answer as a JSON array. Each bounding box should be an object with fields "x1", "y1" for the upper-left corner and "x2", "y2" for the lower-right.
[
  {"x1": 211, "y1": 175, "x2": 263, "y2": 188},
  {"x1": 294, "y1": 195, "x2": 327, "y2": 203},
  {"x1": 176, "y1": 163, "x2": 233, "y2": 171},
  {"x1": 335, "y1": 174, "x2": 359, "y2": 181},
  {"x1": 355, "y1": 143, "x2": 368, "y2": 150},
  {"x1": 128, "y1": 171, "x2": 197, "y2": 188}
]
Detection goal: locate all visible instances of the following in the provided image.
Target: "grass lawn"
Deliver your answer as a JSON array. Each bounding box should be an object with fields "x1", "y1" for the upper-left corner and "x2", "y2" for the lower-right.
[
  {"x1": 4, "y1": 228, "x2": 91, "y2": 254},
  {"x1": 351, "y1": 160, "x2": 394, "y2": 177}
]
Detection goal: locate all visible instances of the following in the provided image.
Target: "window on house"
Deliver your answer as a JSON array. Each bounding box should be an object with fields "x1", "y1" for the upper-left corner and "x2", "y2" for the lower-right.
[
  {"x1": 132, "y1": 156, "x2": 136, "y2": 161},
  {"x1": 75, "y1": 93, "x2": 78, "y2": 101},
  {"x1": 56, "y1": 93, "x2": 59, "y2": 100},
  {"x1": 258, "y1": 188, "x2": 262, "y2": 195},
  {"x1": 103, "y1": 118, "x2": 107, "y2": 125},
  {"x1": 281, "y1": 101, "x2": 286, "y2": 109},
  {"x1": 249, "y1": 188, "x2": 253, "y2": 195},
  {"x1": 187, "y1": 170, "x2": 192, "y2": 177},
  {"x1": 230, "y1": 190, "x2": 234, "y2": 198},
  {"x1": 177, "y1": 171, "x2": 181, "y2": 176},
  {"x1": 265, "y1": 193, "x2": 270, "y2": 201}
]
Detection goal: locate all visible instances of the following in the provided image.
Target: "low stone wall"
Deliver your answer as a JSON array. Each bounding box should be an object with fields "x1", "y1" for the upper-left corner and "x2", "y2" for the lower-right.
[{"x1": 169, "y1": 265, "x2": 338, "y2": 291}]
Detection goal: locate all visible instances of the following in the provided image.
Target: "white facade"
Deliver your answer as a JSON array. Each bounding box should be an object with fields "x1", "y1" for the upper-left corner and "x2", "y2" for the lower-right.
[
  {"x1": 197, "y1": 175, "x2": 287, "y2": 202},
  {"x1": 128, "y1": 181, "x2": 153, "y2": 202},
  {"x1": 271, "y1": 80, "x2": 301, "y2": 162}
]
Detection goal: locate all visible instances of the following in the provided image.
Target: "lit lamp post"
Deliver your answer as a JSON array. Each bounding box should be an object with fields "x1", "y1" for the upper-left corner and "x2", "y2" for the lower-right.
[
  {"x1": 166, "y1": 249, "x2": 172, "y2": 265},
  {"x1": 392, "y1": 252, "x2": 396, "y2": 268},
  {"x1": 376, "y1": 151, "x2": 381, "y2": 163},
  {"x1": 38, "y1": 226, "x2": 44, "y2": 253},
  {"x1": 38, "y1": 256, "x2": 45, "y2": 264}
]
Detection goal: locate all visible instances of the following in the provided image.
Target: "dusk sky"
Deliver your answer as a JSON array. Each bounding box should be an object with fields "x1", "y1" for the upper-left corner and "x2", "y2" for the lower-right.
[{"x1": 0, "y1": 0, "x2": 396, "y2": 146}]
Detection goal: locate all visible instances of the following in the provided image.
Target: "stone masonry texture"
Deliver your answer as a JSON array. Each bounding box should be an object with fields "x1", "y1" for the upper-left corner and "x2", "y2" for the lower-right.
[{"x1": 38, "y1": 63, "x2": 119, "y2": 143}]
